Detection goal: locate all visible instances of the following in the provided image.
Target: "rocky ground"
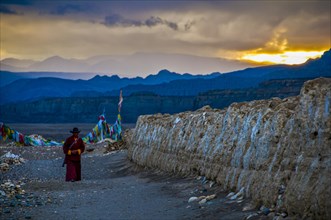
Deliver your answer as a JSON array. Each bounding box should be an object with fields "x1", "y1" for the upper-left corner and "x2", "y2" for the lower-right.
[{"x1": 0, "y1": 140, "x2": 279, "y2": 220}]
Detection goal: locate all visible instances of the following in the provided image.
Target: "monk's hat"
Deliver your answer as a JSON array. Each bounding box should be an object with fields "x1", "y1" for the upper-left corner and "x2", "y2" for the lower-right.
[{"x1": 70, "y1": 127, "x2": 80, "y2": 133}]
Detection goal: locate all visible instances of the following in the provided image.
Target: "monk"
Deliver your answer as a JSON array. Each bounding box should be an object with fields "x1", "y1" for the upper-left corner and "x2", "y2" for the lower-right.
[{"x1": 63, "y1": 127, "x2": 85, "y2": 182}]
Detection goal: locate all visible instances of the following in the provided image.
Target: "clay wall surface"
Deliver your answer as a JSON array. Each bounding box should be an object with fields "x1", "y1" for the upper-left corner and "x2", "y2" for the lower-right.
[{"x1": 128, "y1": 78, "x2": 331, "y2": 219}]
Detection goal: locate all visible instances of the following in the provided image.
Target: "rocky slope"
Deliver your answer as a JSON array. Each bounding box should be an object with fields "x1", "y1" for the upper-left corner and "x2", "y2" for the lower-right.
[{"x1": 128, "y1": 77, "x2": 331, "y2": 219}]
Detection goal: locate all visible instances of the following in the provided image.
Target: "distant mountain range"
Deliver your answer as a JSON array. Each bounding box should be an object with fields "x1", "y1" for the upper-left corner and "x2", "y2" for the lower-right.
[
  {"x1": 0, "y1": 69, "x2": 222, "y2": 104},
  {"x1": 0, "y1": 78, "x2": 322, "y2": 123},
  {"x1": 1, "y1": 49, "x2": 330, "y2": 105},
  {"x1": 0, "y1": 52, "x2": 252, "y2": 77}
]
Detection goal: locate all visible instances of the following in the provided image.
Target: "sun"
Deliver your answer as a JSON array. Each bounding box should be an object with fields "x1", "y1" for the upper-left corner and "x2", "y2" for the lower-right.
[{"x1": 241, "y1": 51, "x2": 324, "y2": 65}]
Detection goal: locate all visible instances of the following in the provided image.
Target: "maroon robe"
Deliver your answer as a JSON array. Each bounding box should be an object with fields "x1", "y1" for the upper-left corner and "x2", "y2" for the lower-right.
[{"x1": 63, "y1": 135, "x2": 85, "y2": 181}]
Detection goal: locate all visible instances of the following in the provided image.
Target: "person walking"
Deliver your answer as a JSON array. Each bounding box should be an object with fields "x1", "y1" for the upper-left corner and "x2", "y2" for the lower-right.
[{"x1": 63, "y1": 127, "x2": 85, "y2": 182}]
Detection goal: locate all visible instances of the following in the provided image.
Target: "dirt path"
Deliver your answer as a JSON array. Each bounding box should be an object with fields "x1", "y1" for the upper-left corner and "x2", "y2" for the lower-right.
[{"x1": 1, "y1": 145, "x2": 258, "y2": 220}]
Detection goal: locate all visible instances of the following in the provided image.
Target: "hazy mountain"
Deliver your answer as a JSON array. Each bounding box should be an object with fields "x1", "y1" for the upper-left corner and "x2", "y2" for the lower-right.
[
  {"x1": 28, "y1": 56, "x2": 90, "y2": 72},
  {"x1": 0, "y1": 52, "x2": 254, "y2": 76},
  {"x1": 0, "y1": 63, "x2": 25, "y2": 73},
  {"x1": 1, "y1": 58, "x2": 37, "y2": 68}
]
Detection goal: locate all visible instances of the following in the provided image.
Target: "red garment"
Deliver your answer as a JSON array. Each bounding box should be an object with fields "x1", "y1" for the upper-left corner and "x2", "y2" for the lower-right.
[
  {"x1": 66, "y1": 160, "x2": 81, "y2": 181},
  {"x1": 63, "y1": 135, "x2": 85, "y2": 181}
]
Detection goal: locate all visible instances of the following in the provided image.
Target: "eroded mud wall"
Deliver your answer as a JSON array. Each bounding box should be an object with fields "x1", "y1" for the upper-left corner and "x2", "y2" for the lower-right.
[{"x1": 128, "y1": 78, "x2": 331, "y2": 218}]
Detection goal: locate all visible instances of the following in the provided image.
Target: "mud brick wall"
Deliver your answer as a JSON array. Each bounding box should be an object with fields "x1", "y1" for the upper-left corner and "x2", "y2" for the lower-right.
[{"x1": 128, "y1": 78, "x2": 331, "y2": 219}]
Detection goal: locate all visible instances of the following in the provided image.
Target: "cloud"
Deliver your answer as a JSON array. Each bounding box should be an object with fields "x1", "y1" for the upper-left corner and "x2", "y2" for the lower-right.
[
  {"x1": 102, "y1": 14, "x2": 178, "y2": 30},
  {"x1": 145, "y1": 16, "x2": 178, "y2": 30},
  {"x1": 0, "y1": 5, "x2": 19, "y2": 14},
  {"x1": 0, "y1": 0, "x2": 329, "y2": 63},
  {"x1": 103, "y1": 14, "x2": 141, "y2": 26}
]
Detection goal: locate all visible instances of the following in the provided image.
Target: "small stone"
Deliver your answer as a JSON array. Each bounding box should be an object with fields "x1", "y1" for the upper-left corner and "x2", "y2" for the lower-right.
[
  {"x1": 237, "y1": 196, "x2": 244, "y2": 200},
  {"x1": 281, "y1": 212, "x2": 288, "y2": 217},
  {"x1": 262, "y1": 207, "x2": 271, "y2": 215},
  {"x1": 268, "y1": 212, "x2": 275, "y2": 218},
  {"x1": 199, "y1": 198, "x2": 207, "y2": 204},
  {"x1": 205, "y1": 194, "x2": 216, "y2": 201},
  {"x1": 230, "y1": 194, "x2": 238, "y2": 200},
  {"x1": 226, "y1": 192, "x2": 235, "y2": 198},
  {"x1": 0, "y1": 190, "x2": 5, "y2": 196},
  {"x1": 246, "y1": 213, "x2": 258, "y2": 219},
  {"x1": 0, "y1": 163, "x2": 9, "y2": 172},
  {"x1": 188, "y1": 197, "x2": 199, "y2": 203}
]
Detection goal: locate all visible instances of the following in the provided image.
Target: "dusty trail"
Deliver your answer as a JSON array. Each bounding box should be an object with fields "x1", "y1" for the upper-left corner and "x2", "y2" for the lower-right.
[{"x1": 1, "y1": 145, "x2": 257, "y2": 220}]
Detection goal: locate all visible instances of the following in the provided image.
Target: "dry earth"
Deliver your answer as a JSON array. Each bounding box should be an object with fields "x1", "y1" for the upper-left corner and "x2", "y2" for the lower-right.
[{"x1": 0, "y1": 124, "x2": 264, "y2": 220}]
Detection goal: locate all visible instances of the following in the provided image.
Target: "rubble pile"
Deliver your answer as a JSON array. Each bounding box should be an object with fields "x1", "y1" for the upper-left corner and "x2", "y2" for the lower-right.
[
  {"x1": 0, "y1": 152, "x2": 25, "y2": 172},
  {"x1": 104, "y1": 129, "x2": 131, "y2": 153},
  {"x1": 0, "y1": 179, "x2": 52, "y2": 215}
]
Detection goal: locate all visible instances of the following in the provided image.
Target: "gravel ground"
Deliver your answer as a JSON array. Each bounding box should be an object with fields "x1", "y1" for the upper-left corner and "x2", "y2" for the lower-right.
[{"x1": 0, "y1": 143, "x2": 261, "y2": 220}]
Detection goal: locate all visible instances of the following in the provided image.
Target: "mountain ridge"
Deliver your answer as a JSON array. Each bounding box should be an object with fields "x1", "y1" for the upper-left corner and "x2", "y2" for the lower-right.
[
  {"x1": 0, "y1": 52, "x2": 254, "y2": 76},
  {"x1": 0, "y1": 69, "x2": 222, "y2": 104}
]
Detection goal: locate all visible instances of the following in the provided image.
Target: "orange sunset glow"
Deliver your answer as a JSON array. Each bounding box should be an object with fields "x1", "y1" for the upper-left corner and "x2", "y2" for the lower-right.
[
  {"x1": 241, "y1": 51, "x2": 325, "y2": 65},
  {"x1": 0, "y1": 0, "x2": 330, "y2": 76}
]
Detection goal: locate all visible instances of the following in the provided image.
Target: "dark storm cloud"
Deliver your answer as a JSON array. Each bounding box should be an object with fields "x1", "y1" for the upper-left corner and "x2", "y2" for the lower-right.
[
  {"x1": 145, "y1": 16, "x2": 178, "y2": 30},
  {"x1": 103, "y1": 14, "x2": 141, "y2": 26},
  {"x1": 103, "y1": 14, "x2": 178, "y2": 30}
]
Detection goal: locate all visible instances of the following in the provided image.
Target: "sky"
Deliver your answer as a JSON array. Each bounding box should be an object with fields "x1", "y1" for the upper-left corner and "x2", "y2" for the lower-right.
[{"x1": 0, "y1": 0, "x2": 330, "y2": 69}]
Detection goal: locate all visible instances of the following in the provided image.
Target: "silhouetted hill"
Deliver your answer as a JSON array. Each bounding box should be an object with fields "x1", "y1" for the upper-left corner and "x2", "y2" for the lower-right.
[
  {"x1": 0, "y1": 71, "x2": 31, "y2": 87},
  {"x1": 0, "y1": 70, "x2": 221, "y2": 104},
  {"x1": 0, "y1": 70, "x2": 96, "y2": 83}
]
